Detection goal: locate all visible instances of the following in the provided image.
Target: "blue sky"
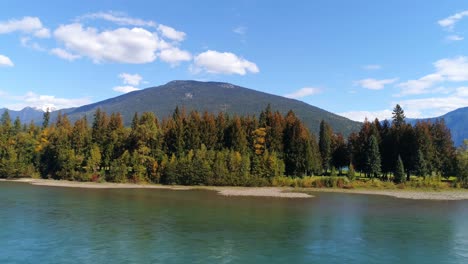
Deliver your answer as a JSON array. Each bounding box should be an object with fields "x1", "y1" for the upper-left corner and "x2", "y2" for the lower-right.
[{"x1": 1, "y1": 0, "x2": 468, "y2": 121}]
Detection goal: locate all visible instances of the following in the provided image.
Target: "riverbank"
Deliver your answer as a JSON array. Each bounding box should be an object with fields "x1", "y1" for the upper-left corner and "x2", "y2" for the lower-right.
[
  {"x1": 0, "y1": 178, "x2": 312, "y2": 198},
  {"x1": 303, "y1": 188, "x2": 468, "y2": 201},
  {"x1": 3, "y1": 178, "x2": 468, "y2": 200}
]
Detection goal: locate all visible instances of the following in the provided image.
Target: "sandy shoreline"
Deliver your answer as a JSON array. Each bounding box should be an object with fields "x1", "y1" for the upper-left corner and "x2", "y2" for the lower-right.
[
  {"x1": 0, "y1": 178, "x2": 312, "y2": 198},
  {"x1": 3, "y1": 178, "x2": 468, "y2": 200},
  {"x1": 304, "y1": 188, "x2": 468, "y2": 201}
]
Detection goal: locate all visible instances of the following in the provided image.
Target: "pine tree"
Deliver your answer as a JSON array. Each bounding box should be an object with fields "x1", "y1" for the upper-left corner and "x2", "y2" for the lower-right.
[
  {"x1": 319, "y1": 120, "x2": 332, "y2": 174},
  {"x1": 394, "y1": 155, "x2": 405, "y2": 183},
  {"x1": 366, "y1": 135, "x2": 381, "y2": 178},
  {"x1": 392, "y1": 104, "x2": 406, "y2": 128},
  {"x1": 414, "y1": 149, "x2": 428, "y2": 178},
  {"x1": 42, "y1": 108, "x2": 50, "y2": 129}
]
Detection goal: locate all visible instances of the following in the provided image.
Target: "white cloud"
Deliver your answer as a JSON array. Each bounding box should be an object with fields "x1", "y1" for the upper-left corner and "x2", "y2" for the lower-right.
[
  {"x1": 355, "y1": 78, "x2": 398, "y2": 90},
  {"x1": 456, "y1": 86, "x2": 468, "y2": 97},
  {"x1": 118, "y1": 73, "x2": 143, "y2": 86},
  {"x1": 54, "y1": 23, "x2": 158, "y2": 64},
  {"x1": 339, "y1": 110, "x2": 393, "y2": 122},
  {"x1": 0, "y1": 16, "x2": 50, "y2": 38},
  {"x1": 20, "y1": 37, "x2": 46, "y2": 51},
  {"x1": 193, "y1": 50, "x2": 259, "y2": 75},
  {"x1": 398, "y1": 56, "x2": 468, "y2": 95},
  {"x1": 157, "y1": 24, "x2": 186, "y2": 42},
  {"x1": 284, "y1": 87, "x2": 321, "y2": 99},
  {"x1": 363, "y1": 64, "x2": 381, "y2": 70},
  {"x1": 113, "y1": 86, "x2": 140, "y2": 93},
  {"x1": 438, "y1": 10, "x2": 468, "y2": 30},
  {"x1": 34, "y1": 28, "x2": 51, "y2": 38},
  {"x1": 446, "y1": 35, "x2": 464, "y2": 41},
  {"x1": 233, "y1": 26, "x2": 247, "y2": 35},
  {"x1": 6, "y1": 91, "x2": 91, "y2": 111},
  {"x1": 79, "y1": 12, "x2": 157, "y2": 28},
  {"x1": 434, "y1": 56, "x2": 468, "y2": 81},
  {"x1": 50, "y1": 48, "x2": 81, "y2": 61},
  {"x1": 0, "y1": 54, "x2": 14, "y2": 67},
  {"x1": 398, "y1": 73, "x2": 444, "y2": 95},
  {"x1": 159, "y1": 47, "x2": 192, "y2": 66},
  {"x1": 399, "y1": 96, "x2": 468, "y2": 118}
]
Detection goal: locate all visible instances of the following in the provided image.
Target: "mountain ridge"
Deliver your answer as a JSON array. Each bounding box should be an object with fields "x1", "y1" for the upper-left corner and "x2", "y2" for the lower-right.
[{"x1": 1, "y1": 80, "x2": 361, "y2": 136}]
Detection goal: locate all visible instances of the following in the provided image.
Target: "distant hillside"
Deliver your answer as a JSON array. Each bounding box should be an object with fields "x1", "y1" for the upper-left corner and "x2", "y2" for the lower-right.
[
  {"x1": 408, "y1": 107, "x2": 468, "y2": 147},
  {"x1": 0, "y1": 107, "x2": 44, "y2": 124},
  {"x1": 1, "y1": 81, "x2": 361, "y2": 136},
  {"x1": 65, "y1": 80, "x2": 361, "y2": 136}
]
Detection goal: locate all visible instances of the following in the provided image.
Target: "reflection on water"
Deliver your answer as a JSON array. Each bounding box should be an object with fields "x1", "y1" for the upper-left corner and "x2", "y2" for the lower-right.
[{"x1": 0, "y1": 182, "x2": 467, "y2": 264}]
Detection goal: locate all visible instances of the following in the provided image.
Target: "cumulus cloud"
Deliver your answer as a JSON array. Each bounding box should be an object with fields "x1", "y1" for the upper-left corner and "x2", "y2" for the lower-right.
[
  {"x1": 363, "y1": 64, "x2": 381, "y2": 70},
  {"x1": 398, "y1": 56, "x2": 468, "y2": 95},
  {"x1": 398, "y1": 74, "x2": 444, "y2": 95},
  {"x1": 113, "y1": 86, "x2": 140, "y2": 93},
  {"x1": 159, "y1": 47, "x2": 192, "y2": 66},
  {"x1": 6, "y1": 91, "x2": 91, "y2": 111},
  {"x1": 438, "y1": 10, "x2": 468, "y2": 30},
  {"x1": 0, "y1": 16, "x2": 50, "y2": 38},
  {"x1": 50, "y1": 48, "x2": 81, "y2": 61},
  {"x1": 20, "y1": 37, "x2": 46, "y2": 51},
  {"x1": 79, "y1": 12, "x2": 157, "y2": 28},
  {"x1": 157, "y1": 24, "x2": 186, "y2": 42},
  {"x1": 284, "y1": 87, "x2": 321, "y2": 99},
  {"x1": 446, "y1": 35, "x2": 464, "y2": 41},
  {"x1": 339, "y1": 110, "x2": 393, "y2": 122},
  {"x1": 54, "y1": 23, "x2": 158, "y2": 64},
  {"x1": 119, "y1": 73, "x2": 143, "y2": 86},
  {"x1": 0, "y1": 54, "x2": 14, "y2": 67},
  {"x1": 342, "y1": 86, "x2": 468, "y2": 122},
  {"x1": 399, "y1": 96, "x2": 468, "y2": 118},
  {"x1": 355, "y1": 78, "x2": 398, "y2": 90},
  {"x1": 192, "y1": 50, "x2": 259, "y2": 75}
]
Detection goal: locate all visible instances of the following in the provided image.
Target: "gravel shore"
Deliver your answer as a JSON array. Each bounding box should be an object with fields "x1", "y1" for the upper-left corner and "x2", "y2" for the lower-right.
[
  {"x1": 3, "y1": 178, "x2": 468, "y2": 200},
  {"x1": 307, "y1": 188, "x2": 468, "y2": 200},
  {"x1": 1, "y1": 179, "x2": 312, "y2": 198}
]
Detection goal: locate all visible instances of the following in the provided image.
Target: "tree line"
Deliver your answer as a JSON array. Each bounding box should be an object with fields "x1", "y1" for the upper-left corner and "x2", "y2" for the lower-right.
[{"x1": 0, "y1": 104, "x2": 466, "y2": 186}]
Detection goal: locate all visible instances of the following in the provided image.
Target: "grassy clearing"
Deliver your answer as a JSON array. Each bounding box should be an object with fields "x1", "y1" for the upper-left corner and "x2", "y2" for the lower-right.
[{"x1": 272, "y1": 175, "x2": 457, "y2": 190}]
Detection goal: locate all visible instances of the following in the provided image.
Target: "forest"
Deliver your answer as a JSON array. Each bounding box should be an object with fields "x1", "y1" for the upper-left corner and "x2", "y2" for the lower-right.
[{"x1": 0, "y1": 104, "x2": 467, "y2": 187}]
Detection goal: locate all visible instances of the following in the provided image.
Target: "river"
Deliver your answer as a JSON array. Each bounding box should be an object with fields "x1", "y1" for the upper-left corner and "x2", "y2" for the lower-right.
[{"x1": 1, "y1": 181, "x2": 467, "y2": 263}]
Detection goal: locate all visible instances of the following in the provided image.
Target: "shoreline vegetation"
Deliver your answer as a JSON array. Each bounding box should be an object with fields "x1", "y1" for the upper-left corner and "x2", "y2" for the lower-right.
[
  {"x1": 1, "y1": 104, "x2": 467, "y2": 196},
  {"x1": 4, "y1": 178, "x2": 468, "y2": 200}
]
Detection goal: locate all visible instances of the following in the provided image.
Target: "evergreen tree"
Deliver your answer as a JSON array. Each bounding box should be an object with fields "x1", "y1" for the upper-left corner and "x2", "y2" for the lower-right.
[
  {"x1": 414, "y1": 149, "x2": 428, "y2": 177},
  {"x1": 319, "y1": 120, "x2": 332, "y2": 174},
  {"x1": 331, "y1": 133, "x2": 348, "y2": 175},
  {"x1": 42, "y1": 108, "x2": 50, "y2": 129},
  {"x1": 394, "y1": 155, "x2": 405, "y2": 183},
  {"x1": 365, "y1": 135, "x2": 381, "y2": 178},
  {"x1": 392, "y1": 104, "x2": 406, "y2": 128}
]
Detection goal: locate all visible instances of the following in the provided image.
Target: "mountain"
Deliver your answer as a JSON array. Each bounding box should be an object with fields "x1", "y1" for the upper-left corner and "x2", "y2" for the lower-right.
[
  {"x1": 408, "y1": 107, "x2": 468, "y2": 147},
  {"x1": 1, "y1": 81, "x2": 361, "y2": 136},
  {"x1": 0, "y1": 107, "x2": 45, "y2": 124},
  {"x1": 62, "y1": 80, "x2": 361, "y2": 136}
]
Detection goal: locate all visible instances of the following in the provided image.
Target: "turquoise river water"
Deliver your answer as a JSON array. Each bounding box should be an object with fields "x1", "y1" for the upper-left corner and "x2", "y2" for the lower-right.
[{"x1": 1, "y1": 181, "x2": 468, "y2": 263}]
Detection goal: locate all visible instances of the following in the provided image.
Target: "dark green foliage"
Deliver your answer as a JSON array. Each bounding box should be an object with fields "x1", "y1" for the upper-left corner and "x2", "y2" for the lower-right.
[
  {"x1": 365, "y1": 135, "x2": 381, "y2": 178},
  {"x1": 319, "y1": 120, "x2": 332, "y2": 174},
  {"x1": 414, "y1": 150, "x2": 428, "y2": 177},
  {"x1": 0, "y1": 104, "x2": 458, "y2": 188},
  {"x1": 457, "y1": 140, "x2": 468, "y2": 185},
  {"x1": 42, "y1": 109, "x2": 50, "y2": 129},
  {"x1": 392, "y1": 104, "x2": 406, "y2": 128},
  {"x1": 394, "y1": 155, "x2": 405, "y2": 184}
]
